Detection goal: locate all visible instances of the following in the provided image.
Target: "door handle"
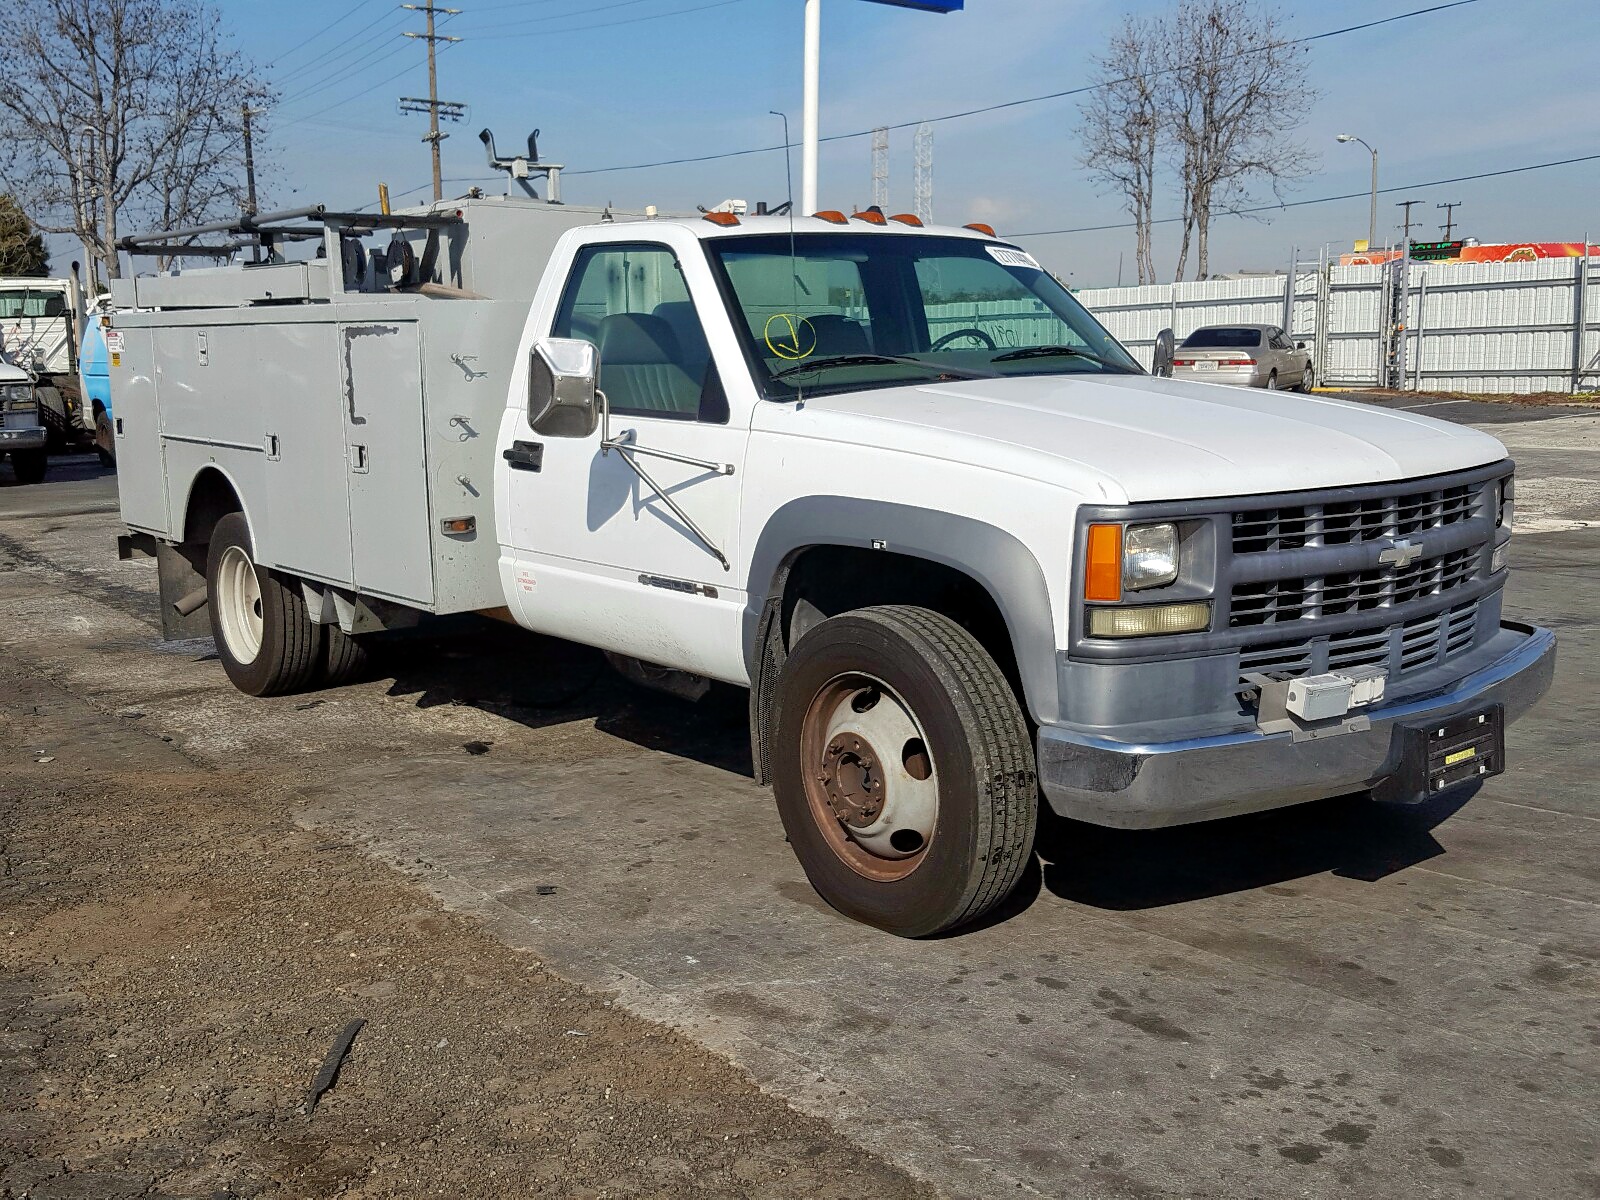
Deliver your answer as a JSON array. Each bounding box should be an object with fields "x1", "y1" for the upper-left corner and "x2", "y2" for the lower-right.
[
  {"x1": 502, "y1": 440, "x2": 543, "y2": 472},
  {"x1": 349, "y1": 443, "x2": 369, "y2": 473}
]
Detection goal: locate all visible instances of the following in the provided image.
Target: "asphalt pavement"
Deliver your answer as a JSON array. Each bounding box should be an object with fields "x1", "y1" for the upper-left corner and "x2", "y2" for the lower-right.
[{"x1": 1, "y1": 398, "x2": 1596, "y2": 1199}]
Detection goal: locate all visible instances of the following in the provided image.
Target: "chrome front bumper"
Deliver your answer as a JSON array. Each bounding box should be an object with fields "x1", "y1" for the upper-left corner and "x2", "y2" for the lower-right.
[
  {"x1": 0, "y1": 424, "x2": 47, "y2": 451},
  {"x1": 1037, "y1": 621, "x2": 1556, "y2": 829}
]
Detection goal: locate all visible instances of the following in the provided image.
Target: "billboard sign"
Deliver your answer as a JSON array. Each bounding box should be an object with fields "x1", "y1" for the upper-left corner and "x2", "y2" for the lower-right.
[{"x1": 862, "y1": 0, "x2": 964, "y2": 11}]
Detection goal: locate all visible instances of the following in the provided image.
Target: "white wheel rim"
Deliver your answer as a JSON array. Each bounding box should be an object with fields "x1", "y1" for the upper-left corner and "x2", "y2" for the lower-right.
[
  {"x1": 801, "y1": 673, "x2": 939, "y2": 880},
  {"x1": 216, "y1": 544, "x2": 264, "y2": 665}
]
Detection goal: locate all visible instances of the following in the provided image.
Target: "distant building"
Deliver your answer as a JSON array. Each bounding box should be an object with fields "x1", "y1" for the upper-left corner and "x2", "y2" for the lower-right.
[{"x1": 1339, "y1": 240, "x2": 1599, "y2": 267}]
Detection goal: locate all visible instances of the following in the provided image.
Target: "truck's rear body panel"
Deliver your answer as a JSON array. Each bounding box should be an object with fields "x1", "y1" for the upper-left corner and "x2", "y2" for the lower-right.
[{"x1": 106, "y1": 197, "x2": 617, "y2": 617}]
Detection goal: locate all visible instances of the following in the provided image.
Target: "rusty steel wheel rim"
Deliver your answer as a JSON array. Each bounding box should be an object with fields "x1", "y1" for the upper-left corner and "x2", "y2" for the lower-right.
[{"x1": 799, "y1": 673, "x2": 938, "y2": 882}]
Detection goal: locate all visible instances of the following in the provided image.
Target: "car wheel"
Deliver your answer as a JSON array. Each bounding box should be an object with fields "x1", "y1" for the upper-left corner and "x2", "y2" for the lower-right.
[
  {"x1": 206, "y1": 512, "x2": 323, "y2": 696},
  {"x1": 772, "y1": 605, "x2": 1037, "y2": 938},
  {"x1": 1266, "y1": 370, "x2": 1279, "y2": 391},
  {"x1": 1299, "y1": 365, "x2": 1316, "y2": 393}
]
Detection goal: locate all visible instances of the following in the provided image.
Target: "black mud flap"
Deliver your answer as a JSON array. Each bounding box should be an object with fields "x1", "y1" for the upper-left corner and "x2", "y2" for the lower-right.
[{"x1": 1374, "y1": 703, "x2": 1505, "y2": 805}]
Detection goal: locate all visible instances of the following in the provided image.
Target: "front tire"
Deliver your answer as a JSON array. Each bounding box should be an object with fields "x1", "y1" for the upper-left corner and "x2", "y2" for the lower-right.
[
  {"x1": 205, "y1": 512, "x2": 323, "y2": 696},
  {"x1": 10, "y1": 449, "x2": 47, "y2": 485},
  {"x1": 94, "y1": 407, "x2": 115, "y2": 467},
  {"x1": 772, "y1": 606, "x2": 1037, "y2": 938}
]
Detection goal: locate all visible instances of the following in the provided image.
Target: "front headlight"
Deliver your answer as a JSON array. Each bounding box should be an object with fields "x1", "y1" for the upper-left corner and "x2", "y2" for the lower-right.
[
  {"x1": 1123, "y1": 522, "x2": 1179, "y2": 591},
  {"x1": 1, "y1": 383, "x2": 33, "y2": 406},
  {"x1": 1491, "y1": 540, "x2": 1509, "y2": 574}
]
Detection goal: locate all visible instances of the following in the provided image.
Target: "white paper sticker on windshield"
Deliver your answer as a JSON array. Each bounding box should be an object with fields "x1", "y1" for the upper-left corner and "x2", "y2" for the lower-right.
[{"x1": 985, "y1": 245, "x2": 1042, "y2": 271}]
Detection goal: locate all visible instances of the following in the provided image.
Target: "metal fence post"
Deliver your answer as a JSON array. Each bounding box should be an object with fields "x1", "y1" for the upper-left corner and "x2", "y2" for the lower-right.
[{"x1": 1573, "y1": 245, "x2": 1588, "y2": 394}]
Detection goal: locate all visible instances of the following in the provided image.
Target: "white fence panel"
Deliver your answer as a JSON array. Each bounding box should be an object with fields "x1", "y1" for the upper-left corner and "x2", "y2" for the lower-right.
[{"x1": 1074, "y1": 256, "x2": 1598, "y2": 394}]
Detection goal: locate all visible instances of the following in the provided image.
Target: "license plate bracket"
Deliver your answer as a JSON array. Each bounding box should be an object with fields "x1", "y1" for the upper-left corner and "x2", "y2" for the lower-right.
[{"x1": 1375, "y1": 704, "x2": 1505, "y2": 804}]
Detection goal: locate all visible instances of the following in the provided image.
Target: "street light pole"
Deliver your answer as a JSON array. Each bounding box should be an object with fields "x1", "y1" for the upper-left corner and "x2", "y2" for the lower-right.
[
  {"x1": 801, "y1": 0, "x2": 820, "y2": 215},
  {"x1": 1336, "y1": 134, "x2": 1379, "y2": 249}
]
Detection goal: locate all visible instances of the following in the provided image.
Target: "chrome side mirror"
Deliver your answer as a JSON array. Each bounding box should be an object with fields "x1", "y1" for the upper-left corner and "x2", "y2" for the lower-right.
[
  {"x1": 1152, "y1": 327, "x2": 1176, "y2": 378},
  {"x1": 528, "y1": 337, "x2": 600, "y2": 438}
]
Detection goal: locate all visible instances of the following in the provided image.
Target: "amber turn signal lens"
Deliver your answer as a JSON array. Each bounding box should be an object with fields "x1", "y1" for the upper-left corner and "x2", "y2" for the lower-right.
[{"x1": 1084, "y1": 523, "x2": 1123, "y2": 603}]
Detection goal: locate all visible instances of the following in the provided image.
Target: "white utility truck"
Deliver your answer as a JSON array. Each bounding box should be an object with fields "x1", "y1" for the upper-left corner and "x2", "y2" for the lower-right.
[
  {"x1": 109, "y1": 195, "x2": 1554, "y2": 937},
  {"x1": 0, "y1": 275, "x2": 103, "y2": 474}
]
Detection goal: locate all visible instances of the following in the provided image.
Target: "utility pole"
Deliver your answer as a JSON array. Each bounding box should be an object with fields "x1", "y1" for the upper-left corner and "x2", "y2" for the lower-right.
[
  {"x1": 1437, "y1": 201, "x2": 1462, "y2": 240},
  {"x1": 402, "y1": 3, "x2": 463, "y2": 202},
  {"x1": 1397, "y1": 198, "x2": 1425, "y2": 243},
  {"x1": 241, "y1": 100, "x2": 265, "y2": 217}
]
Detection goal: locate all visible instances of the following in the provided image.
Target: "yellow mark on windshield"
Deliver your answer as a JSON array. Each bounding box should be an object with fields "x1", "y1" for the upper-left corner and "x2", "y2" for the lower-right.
[{"x1": 764, "y1": 313, "x2": 818, "y2": 362}]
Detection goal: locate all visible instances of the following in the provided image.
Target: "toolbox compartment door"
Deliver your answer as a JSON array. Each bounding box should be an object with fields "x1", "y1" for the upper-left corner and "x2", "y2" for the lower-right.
[
  {"x1": 340, "y1": 320, "x2": 432, "y2": 605},
  {"x1": 108, "y1": 327, "x2": 169, "y2": 533},
  {"x1": 262, "y1": 322, "x2": 354, "y2": 583}
]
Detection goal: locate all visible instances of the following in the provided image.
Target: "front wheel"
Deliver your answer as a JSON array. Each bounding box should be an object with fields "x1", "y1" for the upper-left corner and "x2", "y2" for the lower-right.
[
  {"x1": 772, "y1": 606, "x2": 1037, "y2": 938},
  {"x1": 9, "y1": 449, "x2": 47, "y2": 485},
  {"x1": 1299, "y1": 364, "x2": 1316, "y2": 393},
  {"x1": 205, "y1": 512, "x2": 323, "y2": 696},
  {"x1": 94, "y1": 407, "x2": 115, "y2": 467}
]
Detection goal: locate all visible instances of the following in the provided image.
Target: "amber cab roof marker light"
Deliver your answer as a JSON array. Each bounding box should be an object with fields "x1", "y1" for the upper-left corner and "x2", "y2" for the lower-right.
[
  {"x1": 852, "y1": 209, "x2": 888, "y2": 225},
  {"x1": 890, "y1": 213, "x2": 924, "y2": 227},
  {"x1": 813, "y1": 210, "x2": 849, "y2": 225},
  {"x1": 1084, "y1": 523, "x2": 1123, "y2": 604},
  {"x1": 964, "y1": 222, "x2": 998, "y2": 237},
  {"x1": 702, "y1": 211, "x2": 741, "y2": 227}
]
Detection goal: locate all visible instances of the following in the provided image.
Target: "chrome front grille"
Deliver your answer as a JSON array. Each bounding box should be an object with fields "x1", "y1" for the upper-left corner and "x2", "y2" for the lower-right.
[
  {"x1": 1228, "y1": 470, "x2": 1499, "y2": 631},
  {"x1": 1231, "y1": 480, "x2": 1478, "y2": 554},
  {"x1": 1239, "y1": 599, "x2": 1483, "y2": 691},
  {"x1": 1224, "y1": 464, "x2": 1510, "y2": 698},
  {"x1": 1232, "y1": 544, "x2": 1482, "y2": 626}
]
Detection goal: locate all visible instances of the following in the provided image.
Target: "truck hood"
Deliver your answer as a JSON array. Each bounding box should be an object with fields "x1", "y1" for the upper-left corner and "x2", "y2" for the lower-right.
[
  {"x1": 0, "y1": 362, "x2": 29, "y2": 383},
  {"x1": 775, "y1": 373, "x2": 1508, "y2": 504}
]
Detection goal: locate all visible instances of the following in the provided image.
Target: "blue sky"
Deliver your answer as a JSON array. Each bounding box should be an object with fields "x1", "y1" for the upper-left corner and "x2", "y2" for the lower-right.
[{"x1": 221, "y1": 0, "x2": 1598, "y2": 285}]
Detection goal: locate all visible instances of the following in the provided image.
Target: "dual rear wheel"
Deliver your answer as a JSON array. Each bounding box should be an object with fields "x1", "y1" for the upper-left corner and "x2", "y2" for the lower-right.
[{"x1": 205, "y1": 513, "x2": 372, "y2": 695}]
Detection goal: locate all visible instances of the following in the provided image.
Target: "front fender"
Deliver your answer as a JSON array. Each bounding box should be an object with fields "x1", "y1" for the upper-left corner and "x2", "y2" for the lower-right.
[{"x1": 745, "y1": 496, "x2": 1062, "y2": 725}]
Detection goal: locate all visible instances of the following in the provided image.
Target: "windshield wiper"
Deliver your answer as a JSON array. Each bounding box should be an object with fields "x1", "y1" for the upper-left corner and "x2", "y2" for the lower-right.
[
  {"x1": 770, "y1": 353, "x2": 993, "y2": 382},
  {"x1": 990, "y1": 345, "x2": 1140, "y2": 374}
]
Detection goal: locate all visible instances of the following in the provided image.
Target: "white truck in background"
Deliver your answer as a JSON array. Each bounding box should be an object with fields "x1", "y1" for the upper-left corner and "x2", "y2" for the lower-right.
[
  {"x1": 0, "y1": 274, "x2": 107, "y2": 482},
  {"x1": 107, "y1": 192, "x2": 1554, "y2": 938}
]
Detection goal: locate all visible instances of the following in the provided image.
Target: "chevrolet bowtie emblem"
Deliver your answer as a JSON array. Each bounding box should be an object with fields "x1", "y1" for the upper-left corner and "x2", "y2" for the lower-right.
[{"x1": 1378, "y1": 537, "x2": 1422, "y2": 569}]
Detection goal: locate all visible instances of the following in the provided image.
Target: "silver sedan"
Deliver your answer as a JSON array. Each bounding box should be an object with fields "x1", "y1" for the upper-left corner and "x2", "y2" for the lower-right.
[{"x1": 1170, "y1": 324, "x2": 1315, "y2": 391}]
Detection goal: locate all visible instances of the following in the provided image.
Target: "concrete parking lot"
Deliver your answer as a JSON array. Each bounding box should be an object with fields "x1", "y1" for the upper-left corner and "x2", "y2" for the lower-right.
[{"x1": 2, "y1": 400, "x2": 1597, "y2": 1197}]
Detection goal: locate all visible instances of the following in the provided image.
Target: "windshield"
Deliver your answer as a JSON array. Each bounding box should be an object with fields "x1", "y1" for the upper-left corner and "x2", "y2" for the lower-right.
[
  {"x1": 705, "y1": 233, "x2": 1140, "y2": 398},
  {"x1": 1181, "y1": 327, "x2": 1262, "y2": 349}
]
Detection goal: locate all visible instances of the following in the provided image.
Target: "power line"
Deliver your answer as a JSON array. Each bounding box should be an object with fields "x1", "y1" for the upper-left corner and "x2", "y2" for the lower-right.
[
  {"x1": 275, "y1": 43, "x2": 458, "y2": 130},
  {"x1": 463, "y1": 0, "x2": 749, "y2": 42},
  {"x1": 273, "y1": 8, "x2": 410, "y2": 91},
  {"x1": 271, "y1": 0, "x2": 384, "y2": 65},
  {"x1": 1005, "y1": 154, "x2": 1600, "y2": 239},
  {"x1": 565, "y1": 0, "x2": 1485, "y2": 178},
  {"x1": 448, "y1": 0, "x2": 676, "y2": 34}
]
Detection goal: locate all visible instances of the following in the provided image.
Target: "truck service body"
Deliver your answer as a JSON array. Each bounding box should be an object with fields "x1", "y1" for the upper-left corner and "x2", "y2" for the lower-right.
[{"x1": 108, "y1": 196, "x2": 1554, "y2": 936}]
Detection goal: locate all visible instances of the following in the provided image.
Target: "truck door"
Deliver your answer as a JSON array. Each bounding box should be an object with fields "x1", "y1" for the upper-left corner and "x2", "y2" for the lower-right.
[
  {"x1": 500, "y1": 239, "x2": 750, "y2": 684},
  {"x1": 340, "y1": 320, "x2": 433, "y2": 606}
]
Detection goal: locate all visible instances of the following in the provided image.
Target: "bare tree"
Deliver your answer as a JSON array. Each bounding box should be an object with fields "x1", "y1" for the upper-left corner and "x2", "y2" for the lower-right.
[
  {"x1": 1162, "y1": 0, "x2": 1314, "y2": 280},
  {"x1": 0, "y1": 0, "x2": 270, "y2": 283},
  {"x1": 1078, "y1": 15, "x2": 1163, "y2": 285}
]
